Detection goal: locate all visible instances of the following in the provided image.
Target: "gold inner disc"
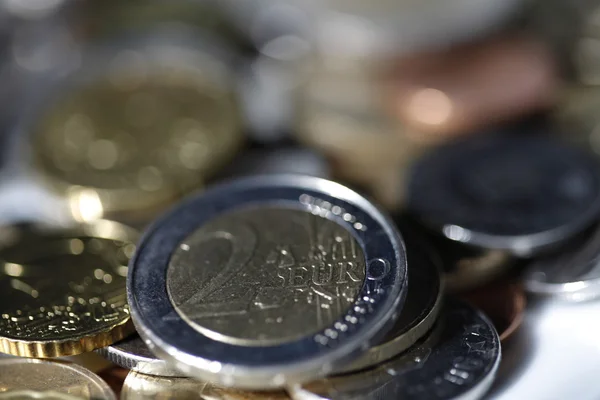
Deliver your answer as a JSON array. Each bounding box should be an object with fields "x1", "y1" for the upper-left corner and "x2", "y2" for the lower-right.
[{"x1": 167, "y1": 207, "x2": 366, "y2": 346}]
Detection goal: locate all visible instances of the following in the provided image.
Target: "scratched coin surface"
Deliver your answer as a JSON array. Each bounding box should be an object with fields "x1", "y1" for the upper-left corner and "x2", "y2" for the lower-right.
[
  {"x1": 290, "y1": 299, "x2": 501, "y2": 400},
  {"x1": 0, "y1": 221, "x2": 137, "y2": 357},
  {"x1": 121, "y1": 371, "x2": 290, "y2": 400},
  {"x1": 0, "y1": 358, "x2": 116, "y2": 400},
  {"x1": 525, "y1": 223, "x2": 600, "y2": 301},
  {"x1": 97, "y1": 334, "x2": 182, "y2": 377},
  {"x1": 29, "y1": 31, "x2": 242, "y2": 221},
  {"x1": 128, "y1": 175, "x2": 407, "y2": 388},
  {"x1": 407, "y1": 131, "x2": 600, "y2": 256}
]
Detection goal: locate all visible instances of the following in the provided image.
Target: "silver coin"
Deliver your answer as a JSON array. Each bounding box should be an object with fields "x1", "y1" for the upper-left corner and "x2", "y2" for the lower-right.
[
  {"x1": 407, "y1": 131, "x2": 600, "y2": 256},
  {"x1": 524, "y1": 223, "x2": 600, "y2": 301},
  {"x1": 96, "y1": 334, "x2": 182, "y2": 377},
  {"x1": 290, "y1": 299, "x2": 501, "y2": 400},
  {"x1": 128, "y1": 175, "x2": 408, "y2": 389},
  {"x1": 336, "y1": 229, "x2": 443, "y2": 373}
]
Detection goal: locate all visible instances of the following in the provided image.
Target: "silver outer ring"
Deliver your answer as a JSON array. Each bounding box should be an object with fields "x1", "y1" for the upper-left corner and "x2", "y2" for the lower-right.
[
  {"x1": 127, "y1": 175, "x2": 408, "y2": 389},
  {"x1": 96, "y1": 335, "x2": 183, "y2": 377}
]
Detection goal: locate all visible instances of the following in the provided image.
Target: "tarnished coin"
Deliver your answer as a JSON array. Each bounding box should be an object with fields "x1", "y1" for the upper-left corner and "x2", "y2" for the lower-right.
[
  {"x1": 97, "y1": 334, "x2": 182, "y2": 377},
  {"x1": 336, "y1": 230, "x2": 443, "y2": 373},
  {"x1": 122, "y1": 371, "x2": 290, "y2": 400},
  {"x1": 290, "y1": 299, "x2": 501, "y2": 400},
  {"x1": 0, "y1": 358, "x2": 115, "y2": 400},
  {"x1": 0, "y1": 220, "x2": 137, "y2": 357},
  {"x1": 525, "y1": 223, "x2": 600, "y2": 301},
  {"x1": 128, "y1": 175, "x2": 407, "y2": 389},
  {"x1": 407, "y1": 131, "x2": 600, "y2": 256},
  {"x1": 27, "y1": 28, "x2": 243, "y2": 222}
]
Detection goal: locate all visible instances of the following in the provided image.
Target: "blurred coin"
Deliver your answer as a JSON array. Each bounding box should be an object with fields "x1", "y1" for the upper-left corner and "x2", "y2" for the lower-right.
[
  {"x1": 555, "y1": 86, "x2": 600, "y2": 152},
  {"x1": 0, "y1": 358, "x2": 115, "y2": 400},
  {"x1": 0, "y1": 390, "x2": 82, "y2": 399},
  {"x1": 0, "y1": 220, "x2": 137, "y2": 357},
  {"x1": 525, "y1": 223, "x2": 600, "y2": 301},
  {"x1": 407, "y1": 131, "x2": 600, "y2": 256},
  {"x1": 97, "y1": 334, "x2": 182, "y2": 377},
  {"x1": 27, "y1": 28, "x2": 243, "y2": 223},
  {"x1": 215, "y1": 147, "x2": 330, "y2": 179},
  {"x1": 128, "y1": 175, "x2": 407, "y2": 388},
  {"x1": 290, "y1": 299, "x2": 501, "y2": 400},
  {"x1": 336, "y1": 230, "x2": 443, "y2": 373},
  {"x1": 461, "y1": 282, "x2": 526, "y2": 342},
  {"x1": 121, "y1": 371, "x2": 289, "y2": 400},
  {"x1": 98, "y1": 366, "x2": 129, "y2": 397},
  {"x1": 574, "y1": 3, "x2": 600, "y2": 84}
]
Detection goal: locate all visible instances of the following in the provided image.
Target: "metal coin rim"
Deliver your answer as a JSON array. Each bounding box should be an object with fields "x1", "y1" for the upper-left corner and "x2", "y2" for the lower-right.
[{"x1": 128, "y1": 174, "x2": 408, "y2": 389}]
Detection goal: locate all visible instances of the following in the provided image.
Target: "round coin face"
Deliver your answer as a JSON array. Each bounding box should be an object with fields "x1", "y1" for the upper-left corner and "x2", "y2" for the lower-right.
[
  {"x1": 407, "y1": 132, "x2": 600, "y2": 256},
  {"x1": 29, "y1": 32, "x2": 243, "y2": 221},
  {"x1": 290, "y1": 299, "x2": 501, "y2": 400},
  {"x1": 121, "y1": 371, "x2": 290, "y2": 400},
  {"x1": 96, "y1": 334, "x2": 182, "y2": 377},
  {"x1": 336, "y1": 229, "x2": 443, "y2": 373},
  {"x1": 0, "y1": 358, "x2": 116, "y2": 400},
  {"x1": 0, "y1": 221, "x2": 137, "y2": 357},
  {"x1": 525, "y1": 223, "x2": 600, "y2": 300},
  {"x1": 128, "y1": 175, "x2": 407, "y2": 388}
]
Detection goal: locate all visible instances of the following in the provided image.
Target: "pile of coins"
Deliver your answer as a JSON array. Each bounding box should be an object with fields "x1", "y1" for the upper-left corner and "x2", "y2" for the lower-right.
[{"x1": 4, "y1": 0, "x2": 600, "y2": 399}]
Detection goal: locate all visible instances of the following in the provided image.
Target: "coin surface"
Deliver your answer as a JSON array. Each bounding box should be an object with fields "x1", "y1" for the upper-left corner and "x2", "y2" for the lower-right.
[
  {"x1": 122, "y1": 371, "x2": 290, "y2": 400},
  {"x1": 524, "y1": 223, "x2": 600, "y2": 301},
  {"x1": 0, "y1": 358, "x2": 116, "y2": 400},
  {"x1": 290, "y1": 299, "x2": 501, "y2": 400},
  {"x1": 0, "y1": 391, "x2": 82, "y2": 400},
  {"x1": 336, "y1": 230, "x2": 443, "y2": 373},
  {"x1": 407, "y1": 131, "x2": 600, "y2": 256},
  {"x1": 0, "y1": 220, "x2": 137, "y2": 357},
  {"x1": 97, "y1": 334, "x2": 182, "y2": 377},
  {"x1": 128, "y1": 175, "x2": 407, "y2": 388},
  {"x1": 28, "y1": 30, "x2": 243, "y2": 221}
]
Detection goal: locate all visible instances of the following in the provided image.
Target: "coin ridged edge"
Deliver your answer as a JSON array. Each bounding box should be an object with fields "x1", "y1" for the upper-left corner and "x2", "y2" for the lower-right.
[
  {"x1": 0, "y1": 318, "x2": 135, "y2": 358},
  {"x1": 95, "y1": 342, "x2": 182, "y2": 377}
]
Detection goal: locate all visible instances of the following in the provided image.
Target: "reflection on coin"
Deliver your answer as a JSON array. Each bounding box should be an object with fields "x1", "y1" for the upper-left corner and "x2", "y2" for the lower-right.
[
  {"x1": 337, "y1": 231, "x2": 443, "y2": 373},
  {"x1": 122, "y1": 371, "x2": 289, "y2": 400},
  {"x1": 128, "y1": 175, "x2": 407, "y2": 388},
  {"x1": 525, "y1": 223, "x2": 600, "y2": 301},
  {"x1": 29, "y1": 31, "x2": 243, "y2": 222},
  {"x1": 407, "y1": 131, "x2": 600, "y2": 256},
  {"x1": 97, "y1": 334, "x2": 182, "y2": 377},
  {"x1": 461, "y1": 283, "x2": 526, "y2": 342},
  {"x1": 0, "y1": 358, "x2": 115, "y2": 400},
  {"x1": 0, "y1": 220, "x2": 137, "y2": 357},
  {"x1": 291, "y1": 299, "x2": 501, "y2": 400}
]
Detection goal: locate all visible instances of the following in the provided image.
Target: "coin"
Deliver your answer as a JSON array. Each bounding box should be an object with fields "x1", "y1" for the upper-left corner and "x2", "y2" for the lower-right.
[
  {"x1": 336, "y1": 230, "x2": 443, "y2": 373},
  {"x1": 0, "y1": 220, "x2": 137, "y2": 357},
  {"x1": 128, "y1": 175, "x2": 407, "y2": 388},
  {"x1": 407, "y1": 131, "x2": 600, "y2": 256},
  {"x1": 98, "y1": 366, "x2": 129, "y2": 397},
  {"x1": 28, "y1": 28, "x2": 243, "y2": 222},
  {"x1": 121, "y1": 371, "x2": 290, "y2": 400},
  {"x1": 290, "y1": 299, "x2": 501, "y2": 400},
  {"x1": 0, "y1": 358, "x2": 116, "y2": 400},
  {"x1": 524, "y1": 223, "x2": 600, "y2": 301},
  {"x1": 97, "y1": 334, "x2": 182, "y2": 377},
  {"x1": 0, "y1": 390, "x2": 82, "y2": 399},
  {"x1": 461, "y1": 282, "x2": 526, "y2": 342}
]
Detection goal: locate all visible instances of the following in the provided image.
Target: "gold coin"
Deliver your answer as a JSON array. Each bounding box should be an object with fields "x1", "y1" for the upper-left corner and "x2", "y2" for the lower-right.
[
  {"x1": 0, "y1": 220, "x2": 137, "y2": 357},
  {"x1": 0, "y1": 358, "x2": 115, "y2": 400},
  {"x1": 31, "y1": 51, "x2": 243, "y2": 222},
  {"x1": 121, "y1": 371, "x2": 289, "y2": 400},
  {"x1": 166, "y1": 207, "x2": 366, "y2": 346}
]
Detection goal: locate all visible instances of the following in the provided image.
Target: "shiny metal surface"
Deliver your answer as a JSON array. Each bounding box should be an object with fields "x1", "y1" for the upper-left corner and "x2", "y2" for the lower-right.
[
  {"x1": 168, "y1": 206, "x2": 366, "y2": 346},
  {"x1": 0, "y1": 221, "x2": 137, "y2": 357},
  {"x1": 290, "y1": 299, "x2": 501, "y2": 400},
  {"x1": 0, "y1": 358, "x2": 116, "y2": 400},
  {"x1": 122, "y1": 371, "x2": 290, "y2": 400},
  {"x1": 525, "y1": 224, "x2": 600, "y2": 300},
  {"x1": 407, "y1": 131, "x2": 600, "y2": 256},
  {"x1": 128, "y1": 175, "x2": 407, "y2": 389},
  {"x1": 96, "y1": 334, "x2": 182, "y2": 377}
]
